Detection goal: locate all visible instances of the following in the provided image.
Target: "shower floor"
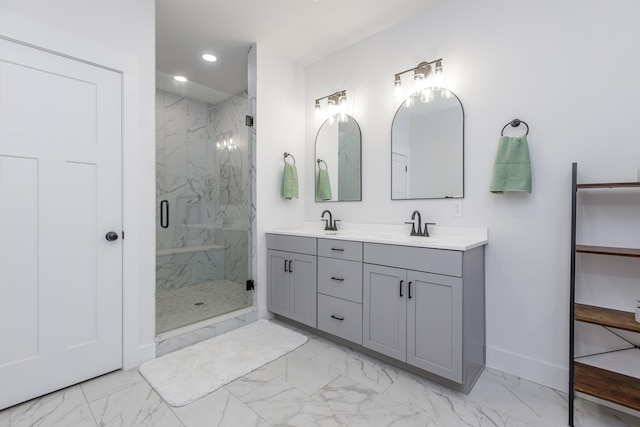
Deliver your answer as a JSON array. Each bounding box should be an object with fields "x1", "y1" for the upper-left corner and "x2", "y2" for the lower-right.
[{"x1": 156, "y1": 279, "x2": 251, "y2": 334}]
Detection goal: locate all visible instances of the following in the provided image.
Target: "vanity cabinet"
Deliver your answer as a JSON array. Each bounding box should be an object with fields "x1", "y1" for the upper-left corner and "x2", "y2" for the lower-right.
[
  {"x1": 265, "y1": 231, "x2": 486, "y2": 393},
  {"x1": 317, "y1": 239, "x2": 363, "y2": 344},
  {"x1": 363, "y1": 243, "x2": 484, "y2": 389},
  {"x1": 266, "y1": 234, "x2": 317, "y2": 328}
]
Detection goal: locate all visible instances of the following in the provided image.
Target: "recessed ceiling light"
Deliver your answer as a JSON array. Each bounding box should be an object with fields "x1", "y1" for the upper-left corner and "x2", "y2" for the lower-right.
[
  {"x1": 174, "y1": 75, "x2": 187, "y2": 82},
  {"x1": 202, "y1": 54, "x2": 217, "y2": 62}
]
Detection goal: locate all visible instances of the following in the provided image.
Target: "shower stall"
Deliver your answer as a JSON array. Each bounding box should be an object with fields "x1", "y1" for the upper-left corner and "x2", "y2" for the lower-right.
[{"x1": 155, "y1": 77, "x2": 253, "y2": 335}]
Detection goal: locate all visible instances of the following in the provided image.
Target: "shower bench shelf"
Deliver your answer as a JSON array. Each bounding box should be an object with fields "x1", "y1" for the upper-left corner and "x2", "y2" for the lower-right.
[
  {"x1": 156, "y1": 244, "x2": 226, "y2": 257},
  {"x1": 569, "y1": 163, "x2": 640, "y2": 426}
]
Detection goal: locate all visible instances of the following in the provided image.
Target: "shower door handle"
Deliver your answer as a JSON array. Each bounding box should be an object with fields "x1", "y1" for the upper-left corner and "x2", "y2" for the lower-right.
[{"x1": 160, "y1": 200, "x2": 169, "y2": 229}]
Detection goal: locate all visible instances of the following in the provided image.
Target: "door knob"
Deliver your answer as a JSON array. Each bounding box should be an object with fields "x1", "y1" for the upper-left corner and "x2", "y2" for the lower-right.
[{"x1": 105, "y1": 231, "x2": 119, "y2": 241}]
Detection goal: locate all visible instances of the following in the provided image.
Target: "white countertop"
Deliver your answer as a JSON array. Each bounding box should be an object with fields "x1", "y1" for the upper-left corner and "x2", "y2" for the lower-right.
[{"x1": 267, "y1": 222, "x2": 488, "y2": 251}]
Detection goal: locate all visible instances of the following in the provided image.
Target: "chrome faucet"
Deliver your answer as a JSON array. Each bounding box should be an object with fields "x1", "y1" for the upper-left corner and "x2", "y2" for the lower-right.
[{"x1": 321, "y1": 210, "x2": 336, "y2": 231}]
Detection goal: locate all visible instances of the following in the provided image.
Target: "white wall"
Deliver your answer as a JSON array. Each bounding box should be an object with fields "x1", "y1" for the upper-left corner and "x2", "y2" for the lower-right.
[
  {"x1": 0, "y1": 1, "x2": 156, "y2": 368},
  {"x1": 303, "y1": 0, "x2": 640, "y2": 391},
  {"x1": 256, "y1": 44, "x2": 306, "y2": 317}
]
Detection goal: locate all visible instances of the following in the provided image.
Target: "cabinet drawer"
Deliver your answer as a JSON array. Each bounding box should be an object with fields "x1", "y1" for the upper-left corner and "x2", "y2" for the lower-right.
[
  {"x1": 318, "y1": 257, "x2": 362, "y2": 303},
  {"x1": 266, "y1": 234, "x2": 316, "y2": 255},
  {"x1": 318, "y1": 239, "x2": 363, "y2": 261},
  {"x1": 364, "y1": 243, "x2": 462, "y2": 277},
  {"x1": 317, "y1": 294, "x2": 362, "y2": 344}
]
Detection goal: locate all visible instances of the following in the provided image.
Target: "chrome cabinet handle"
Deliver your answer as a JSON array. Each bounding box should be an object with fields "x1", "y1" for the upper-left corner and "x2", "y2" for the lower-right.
[
  {"x1": 284, "y1": 260, "x2": 288, "y2": 272},
  {"x1": 331, "y1": 248, "x2": 344, "y2": 252},
  {"x1": 330, "y1": 315, "x2": 344, "y2": 321},
  {"x1": 408, "y1": 281, "x2": 413, "y2": 299},
  {"x1": 288, "y1": 260, "x2": 293, "y2": 272},
  {"x1": 399, "y1": 280, "x2": 404, "y2": 297},
  {"x1": 331, "y1": 276, "x2": 344, "y2": 282}
]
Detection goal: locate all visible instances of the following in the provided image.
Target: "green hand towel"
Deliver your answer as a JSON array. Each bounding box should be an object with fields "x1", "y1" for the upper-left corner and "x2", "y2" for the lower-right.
[
  {"x1": 281, "y1": 162, "x2": 298, "y2": 199},
  {"x1": 490, "y1": 135, "x2": 532, "y2": 194},
  {"x1": 316, "y1": 168, "x2": 333, "y2": 201}
]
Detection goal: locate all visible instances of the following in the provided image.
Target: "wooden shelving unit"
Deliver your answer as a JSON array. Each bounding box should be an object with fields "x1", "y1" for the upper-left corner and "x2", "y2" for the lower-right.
[
  {"x1": 577, "y1": 182, "x2": 640, "y2": 189},
  {"x1": 569, "y1": 163, "x2": 640, "y2": 426},
  {"x1": 574, "y1": 304, "x2": 640, "y2": 333},
  {"x1": 576, "y1": 245, "x2": 640, "y2": 258}
]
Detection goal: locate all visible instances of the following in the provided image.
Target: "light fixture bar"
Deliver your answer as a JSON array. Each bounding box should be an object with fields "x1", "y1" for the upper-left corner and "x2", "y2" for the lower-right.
[
  {"x1": 314, "y1": 90, "x2": 348, "y2": 122},
  {"x1": 393, "y1": 58, "x2": 442, "y2": 80},
  {"x1": 315, "y1": 90, "x2": 347, "y2": 104}
]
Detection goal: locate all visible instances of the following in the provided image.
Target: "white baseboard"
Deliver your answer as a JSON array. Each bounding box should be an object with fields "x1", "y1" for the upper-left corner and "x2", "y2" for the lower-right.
[{"x1": 487, "y1": 345, "x2": 568, "y2": 392}]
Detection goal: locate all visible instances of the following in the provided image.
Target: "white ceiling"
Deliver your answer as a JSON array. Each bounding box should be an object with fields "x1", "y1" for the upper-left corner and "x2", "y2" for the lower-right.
[{"x1": 156, "y1": 0, "x2": 438, "y2": 102}]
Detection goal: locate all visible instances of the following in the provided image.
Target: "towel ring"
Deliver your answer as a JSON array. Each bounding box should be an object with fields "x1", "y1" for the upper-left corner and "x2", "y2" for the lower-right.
[
  {"x1": 283, "y1": 152, "x2": 296, "y2": 164},
  {"x1": 317, "y1": 159, "x2": 328, "y2": 169},
  {"x1": 501, "y1": 118, "x2": 529, "y2": 136}
]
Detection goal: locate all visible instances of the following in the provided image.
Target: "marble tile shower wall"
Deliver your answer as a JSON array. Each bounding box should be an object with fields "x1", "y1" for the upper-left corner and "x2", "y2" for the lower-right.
[
  {"x1": 156, "y1": 89, "x2": 249, "y2": 290},
  {"x1": 213, "y1": 93, "x2": 250, "y2": 285}
]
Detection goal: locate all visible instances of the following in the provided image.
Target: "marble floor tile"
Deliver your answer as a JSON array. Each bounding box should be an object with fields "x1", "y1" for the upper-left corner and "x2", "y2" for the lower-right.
[
  {"x1": 236, "y1": 376, "x2": 342, "y2": 426},
  {"x1": 465, "y1": 370, "x2": 570, "y2": 426},
  {"x1": 574, "y1": 398, "x2": 640, "y2": 427},
  {"x1": 80, "y1": 368, "x2": 146, "y2": 402},
  {"x1": 2, "y1": 385, "x2": 96, "y2": 427},
  {"x1": 171, "y1": 387, "x2": 269, "y2": 427},
  {"x1": 89, "y1": 381, "x2": 182, "y2": 427},
  {"x1": 224, "y1": 367, "x2": 279, "y2": 399},
  {"x1": 312, "y1": 343, "x2": 401, "y2": 393},
  {"x1": 288, "y1": 334, "x2": 335, "y2": 360},
  {"x1": 264, "y1": 352, "x2": 340, "y2": 395},
  {"x1": 2, "y1": 321, "x2": 640, "y2": 427},
  {"x1": 314, "y1": 375, "x2": 435, "y2": 427}
]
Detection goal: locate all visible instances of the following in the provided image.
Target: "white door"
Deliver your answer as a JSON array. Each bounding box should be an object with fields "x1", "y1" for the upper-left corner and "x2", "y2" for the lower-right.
[{"x1": 0, "y1": 38, "x2": 123, "y2": 410}]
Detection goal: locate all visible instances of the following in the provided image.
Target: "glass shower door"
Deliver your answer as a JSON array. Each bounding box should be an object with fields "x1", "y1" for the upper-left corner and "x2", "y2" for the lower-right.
[{"x1": 155, "y1": 75, "x2": 252, "y2": 334}]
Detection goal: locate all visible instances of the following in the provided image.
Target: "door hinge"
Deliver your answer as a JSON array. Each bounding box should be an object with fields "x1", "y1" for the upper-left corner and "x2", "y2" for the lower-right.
[
  {"x1": 245, "y1": 115, "x2": 254, "y2": 127},
  {"x1": 246, "y1": 279, "x2": 255, "y2": 291}
]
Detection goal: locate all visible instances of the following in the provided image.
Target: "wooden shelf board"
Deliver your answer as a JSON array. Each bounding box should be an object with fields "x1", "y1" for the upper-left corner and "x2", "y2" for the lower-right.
[
  {"x1": 577, "y1": 182, "x2": 640, "y2": 189},
  {"x1": 574, "y1": 349, "x2": 640, "y2": 411},
  {"x1": 575, "y1": 304, "x2": 640, "y2": 333},
  {"x1": 576, "y1": 245, "x2": 640, "y2": 258}
]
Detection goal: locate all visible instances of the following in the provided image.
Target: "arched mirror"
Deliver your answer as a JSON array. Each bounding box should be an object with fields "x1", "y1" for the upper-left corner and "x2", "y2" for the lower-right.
[
  {"x1": 315, "y1": 115, "x2": 362, "y2": 202},
  {"x1": 391, "y1": 88, "x2": 463, "y2": 199}
]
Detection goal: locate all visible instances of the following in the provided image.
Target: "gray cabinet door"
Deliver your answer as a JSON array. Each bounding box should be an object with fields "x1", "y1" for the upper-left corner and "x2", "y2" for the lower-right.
[
  {"x1": 289, "y1": 253, "x2": 317, "y2": 327},
  {"x1": 363, "y1": 264, "x2": 406, "y2": 361},
  {"x1": 267, "y1": 249, "x2": 290, "y2": 317},
  {"x1": 407, "y1": 271, "x2": 463, "y2": 382}
]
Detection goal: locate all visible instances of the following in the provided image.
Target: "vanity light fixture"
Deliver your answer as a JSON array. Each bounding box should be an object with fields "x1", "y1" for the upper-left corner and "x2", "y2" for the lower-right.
[
  {"x1": 393, "y1": 59, "x2": 448, "y2": 104},
  {"x1": 202, "y1": 53, "x2": 217, "y2": 62},
  {"x1": 174, "y1": 75, "x2": 188, "y2": 82},
  {"x1": 315, "y1": 90, "x2": 348, "y2": 123}
]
